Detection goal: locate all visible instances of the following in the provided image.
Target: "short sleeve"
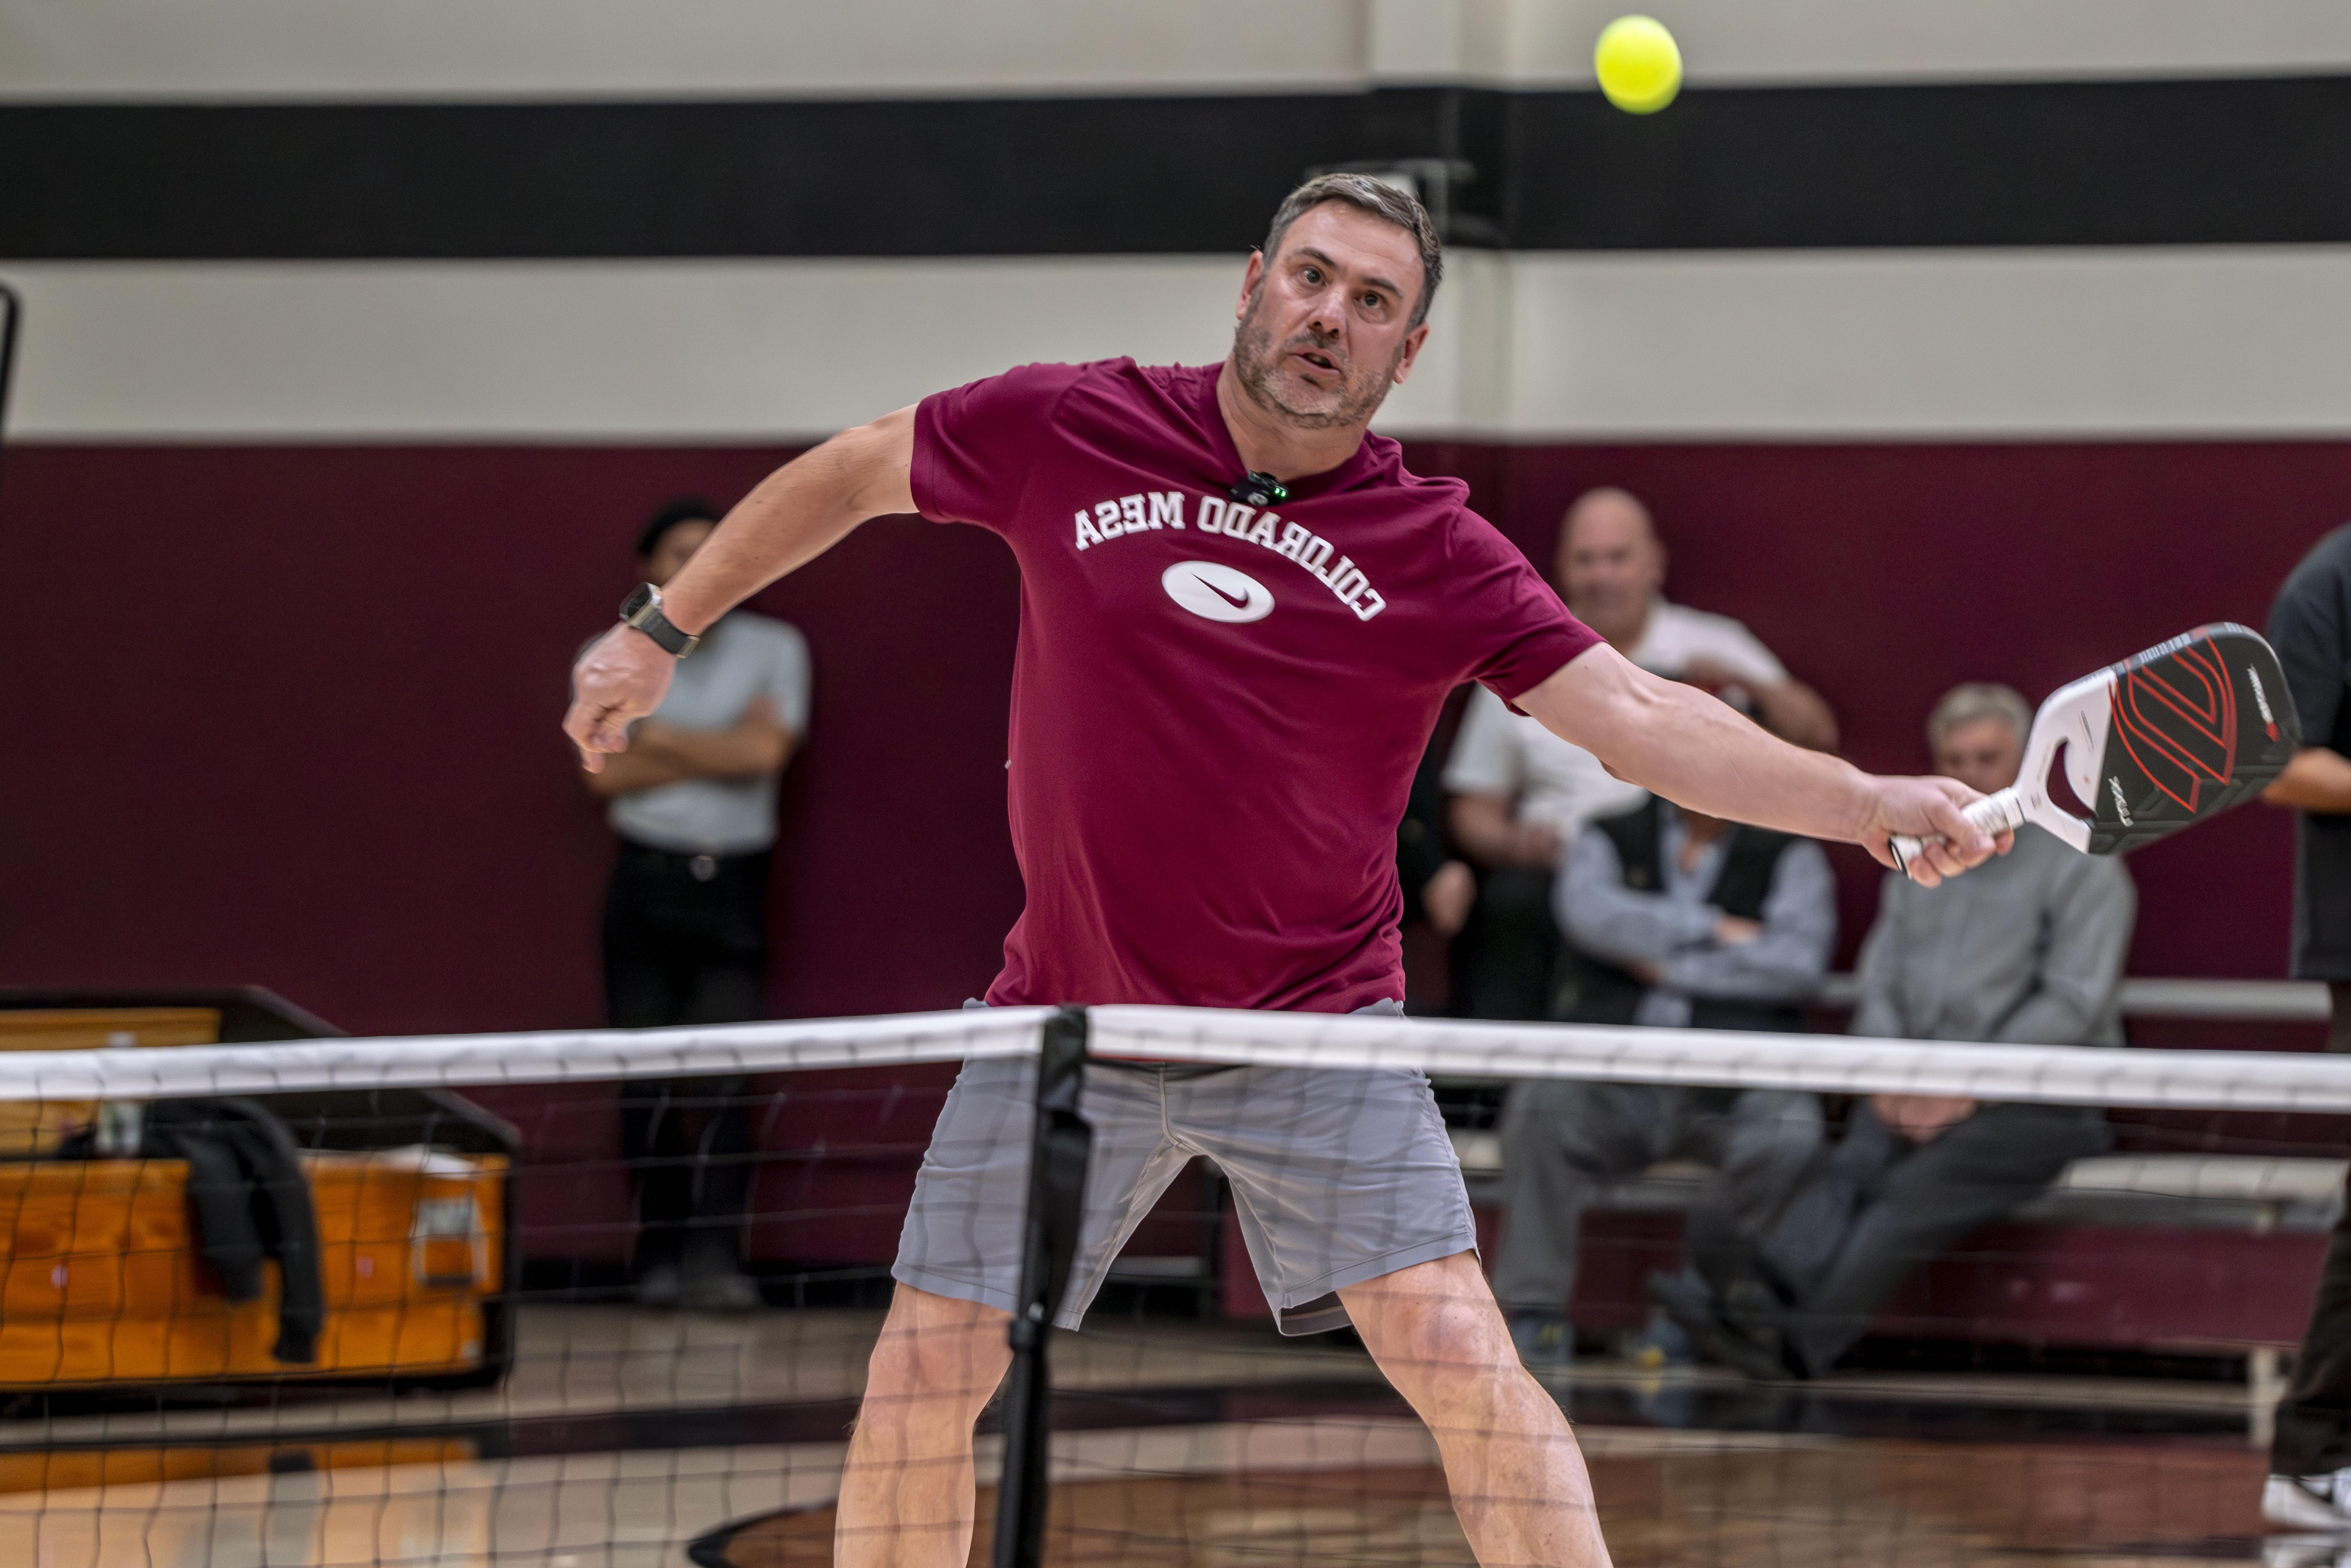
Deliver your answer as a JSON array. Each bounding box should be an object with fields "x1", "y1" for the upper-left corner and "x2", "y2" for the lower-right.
[
  {"x1": 2269, "y1": 540, "x2": 2351, "y2": 753},
  {"x1": 1446, "y1": 514, "x2": 1603, "y2": 703},
  {"x1": 910, "y1": 361, "x2": 1090, "y2": 534},
  {"x1": 1442, "y1": 686, "x2": 1526, "y2": 798},
  {"x1": 762, "y1": 623, "x2": 813, "y2": 736}
]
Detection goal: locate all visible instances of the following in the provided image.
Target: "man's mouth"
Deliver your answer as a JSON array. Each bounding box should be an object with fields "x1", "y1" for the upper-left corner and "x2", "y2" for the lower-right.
[{"x1": 1290, "y1": 347, "x2": 1341, "y2": 374}]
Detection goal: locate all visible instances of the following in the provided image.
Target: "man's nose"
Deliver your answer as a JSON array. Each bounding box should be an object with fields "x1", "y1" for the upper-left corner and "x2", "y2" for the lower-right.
[{"x1": 1305, "y1": 283, "x2": 1348, "y2": 336}]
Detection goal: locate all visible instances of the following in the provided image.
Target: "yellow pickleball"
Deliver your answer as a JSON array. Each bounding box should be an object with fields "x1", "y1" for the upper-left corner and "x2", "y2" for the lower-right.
[{"x1": 1595, "y1": 15, "x2": 1682, "y2": 114}]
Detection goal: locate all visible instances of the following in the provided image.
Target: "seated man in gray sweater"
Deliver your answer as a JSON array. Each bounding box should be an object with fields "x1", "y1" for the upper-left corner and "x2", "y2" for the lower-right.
[
  {"x1": 1494, "y1": 784, "x2": 1836, "y2": 1367},
  {"x1": 1660, "y1": 682, "x2": 2134, "y2": 1380}
]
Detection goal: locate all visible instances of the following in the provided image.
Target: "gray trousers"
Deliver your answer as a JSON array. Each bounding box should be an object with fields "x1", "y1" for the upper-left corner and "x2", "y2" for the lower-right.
[
  {"x1": 1758, "y1": 1099, "x2": 2111, "y2": 1375},
  {"x1": 1492, "y1": 1080, "x2": 1824, "y2": 1315}
]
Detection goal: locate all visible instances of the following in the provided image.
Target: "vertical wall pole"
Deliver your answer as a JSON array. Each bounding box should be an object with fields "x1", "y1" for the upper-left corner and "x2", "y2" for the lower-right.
[{"x1": 0, "y1": 284, "x2": 20, "y2": 475}]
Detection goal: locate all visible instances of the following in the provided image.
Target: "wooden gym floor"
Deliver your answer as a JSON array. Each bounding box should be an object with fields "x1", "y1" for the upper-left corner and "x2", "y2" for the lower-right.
[{"x1": 0, "y1": 1305, "x2": 2305, "y2": 1568}]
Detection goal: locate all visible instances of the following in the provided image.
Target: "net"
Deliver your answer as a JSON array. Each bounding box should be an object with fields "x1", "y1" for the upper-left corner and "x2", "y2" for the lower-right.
[
  {"x1": 0, "y1": 1003, "x2": 2343, "y2": 1568},
  {"x1": 0, "y1": 1008, "x2": 1041, "y2": 1568}
]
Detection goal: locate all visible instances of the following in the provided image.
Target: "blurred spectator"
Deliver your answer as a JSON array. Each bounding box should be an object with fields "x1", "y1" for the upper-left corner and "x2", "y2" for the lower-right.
[
  {"x1": 1399, "y1": 734, "x2": 1475, "y2": 941},
  {"x1": 2265, "y1": 525, "x2": 2351, "y2": 1048},
  {"x1": 1443, "y1": 487, "x2": 1836, "y2": 1019},
  {"x1": 1492, "y1": 788, "x2": 1834, "y2": 1367},
  {"x1": 584, "y1": 496, "x2": 811, "y2": 1310},
  {"x1": 1659, "y1": 682, "x2": 2130, "y2": 1381},
  {"x1": 1396, "y1": 729, "x2": 1476, "y2": 1013},
  {"x1": 2259, "y1": 526, "x2": 2351, "y2": 1528}
]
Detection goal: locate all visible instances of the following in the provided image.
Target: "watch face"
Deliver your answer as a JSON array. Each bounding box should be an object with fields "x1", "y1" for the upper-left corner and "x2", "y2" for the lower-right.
[{"x1": 618, "y1": 584, "x2": 655, "y2": 620}]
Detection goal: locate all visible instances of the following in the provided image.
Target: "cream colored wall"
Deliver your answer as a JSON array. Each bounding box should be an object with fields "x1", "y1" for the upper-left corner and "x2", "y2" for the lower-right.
[
  {"x1": 6, "y1": 0, "x2": 2351, "y2": 100},
  {"x1": 15, "y1": 247, "x2": 2351, "y2": 441},
  {"x1": 0, "y1": 0, "x2": 1370, "y2": 100},
  {"x1": 1379, "y1": 0, "x2": 2351, "y2": 86}
]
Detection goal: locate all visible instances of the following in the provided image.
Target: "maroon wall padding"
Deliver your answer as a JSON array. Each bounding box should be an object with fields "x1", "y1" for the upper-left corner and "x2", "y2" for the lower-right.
[
  {"x1": 5, "y1": 438, "x2": 2347, "y2": 1036},
  {"x1": 2, "y1": 444, "x2": 1023, "y2": 1035}
]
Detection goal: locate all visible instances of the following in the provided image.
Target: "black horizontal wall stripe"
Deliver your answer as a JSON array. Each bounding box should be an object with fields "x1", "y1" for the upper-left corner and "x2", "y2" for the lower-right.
[
  {"x1": 0, "y1": 96, "x2": 1372, "y2": 259},
  {"x1": 1505, "y1": 76, "x2": 2351, "y2": 249},
  {"x1": 3, "y1": 76, "x2": 2350, "y2": 259}
]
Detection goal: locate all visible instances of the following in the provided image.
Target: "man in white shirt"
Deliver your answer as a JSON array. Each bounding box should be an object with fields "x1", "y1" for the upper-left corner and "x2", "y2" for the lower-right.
[
  {"x1": 1442, "y1": 487, "x2": 1837, "y2": 1018},
  {"x1": 584, "y1": 496, "x2": 812, "y2": 1311}
]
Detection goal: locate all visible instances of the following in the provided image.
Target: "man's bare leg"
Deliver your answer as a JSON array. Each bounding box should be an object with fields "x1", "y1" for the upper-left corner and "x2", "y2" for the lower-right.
[
  {"x1": 835, "y1": 1283, "x2": 1014, "y2": 1568},
  {"x1": 1340, "y1": 1251, "x2": 1612, "y2": 1566}
]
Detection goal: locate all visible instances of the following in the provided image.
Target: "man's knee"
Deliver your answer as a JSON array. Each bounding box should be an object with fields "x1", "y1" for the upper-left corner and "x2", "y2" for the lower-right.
[
  {"x1": 862, "y1": 1285, "x2": 1013, "y2": 1417},
  {"x1": 1347, "y1": 1255, "x2": 1521, "y2": 1396}
]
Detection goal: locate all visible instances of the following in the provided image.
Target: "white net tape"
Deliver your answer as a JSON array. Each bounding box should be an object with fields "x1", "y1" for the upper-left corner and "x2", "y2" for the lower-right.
[
  {"x1": 1091, "y1": 1007, "x2": 2351, "y2": 1112},
  {"x1": 0, "y1": 1006, "x2": 1053, "y2": 1100},
  {"x1": 0, "y1": 1002, "x2": 2341, "y2": 1112}
]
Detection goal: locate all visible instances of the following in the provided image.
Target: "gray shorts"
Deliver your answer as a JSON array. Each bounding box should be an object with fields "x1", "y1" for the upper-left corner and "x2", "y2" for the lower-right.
[{"x1": 892, "y1": 1019, "x2": 1475, "y2": 1336}]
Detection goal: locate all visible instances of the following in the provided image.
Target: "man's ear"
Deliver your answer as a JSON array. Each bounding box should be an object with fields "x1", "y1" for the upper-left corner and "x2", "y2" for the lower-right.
[
  {"x1": 1390, "y1": 323, "x2": 1431, "y2": 385},
  {"x1": 1236, "y1": 250, "x2": 1266, "y2": 322}
]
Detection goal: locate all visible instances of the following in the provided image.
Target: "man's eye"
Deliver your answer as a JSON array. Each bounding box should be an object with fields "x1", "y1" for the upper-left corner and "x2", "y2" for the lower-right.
[
  {"x1": 1361, "y1": 293, "x2": 1384, "y2": 310},
  {"x1": 1301, "y1": 267, "x2": 1322, "y2": 284}
]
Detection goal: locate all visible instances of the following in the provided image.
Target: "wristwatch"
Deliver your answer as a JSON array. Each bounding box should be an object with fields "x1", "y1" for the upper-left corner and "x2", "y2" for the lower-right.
[{"x1": 617, "y1": 583, "x2": 701, "y2": 657}]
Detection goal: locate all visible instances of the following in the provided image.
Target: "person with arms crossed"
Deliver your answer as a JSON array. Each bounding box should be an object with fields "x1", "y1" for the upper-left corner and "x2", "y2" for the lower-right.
[
  {"x1": 1444, "y1": 487, "x2": 1837, "y2": 1020},
  {"x1": 1493, "y1": 767, "x2": 1836, "y2": 1370},
  {"x1": 1656, "y1": 682, "x2": 2129, "y2": 1382},
  {"x1": 564, "y1": 174, "x2": 2002, "y2": 1568},
  {"x1": 2259, "y1": 525, "x2": 2351, "y2": 1532},
  {"x1": 583, "y1": 497, "x2": 811, "y2": 1311}
]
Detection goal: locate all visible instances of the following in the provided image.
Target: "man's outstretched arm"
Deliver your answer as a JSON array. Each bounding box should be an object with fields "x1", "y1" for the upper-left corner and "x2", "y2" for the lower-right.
[
  {"x1": 564, "y1": 407, "x2": 916, "y2": 770},
  {"x1": 1517, "y1": 643, "x2": 2005, "y2": 887}
]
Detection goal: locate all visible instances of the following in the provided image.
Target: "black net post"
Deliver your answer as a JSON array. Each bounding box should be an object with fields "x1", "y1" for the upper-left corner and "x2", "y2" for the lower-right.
[{"x1": 991, "y1": 1004, "x2": 1092, "y2": 1568}]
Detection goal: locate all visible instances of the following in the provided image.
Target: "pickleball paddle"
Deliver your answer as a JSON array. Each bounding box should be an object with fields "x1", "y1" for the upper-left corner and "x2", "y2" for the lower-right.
[{"x1": 1889, "y1": 623, "x2": 2300, "y2": 874}]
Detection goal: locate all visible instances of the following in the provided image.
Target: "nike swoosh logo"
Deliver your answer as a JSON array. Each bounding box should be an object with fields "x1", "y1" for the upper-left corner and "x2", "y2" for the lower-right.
[
  {"x1": 1196, "y1": 574, "x2": 1252, "y2": 609},
  {"x1": 1158, "y1": 559, "x2": 1273, "y2": 624}
]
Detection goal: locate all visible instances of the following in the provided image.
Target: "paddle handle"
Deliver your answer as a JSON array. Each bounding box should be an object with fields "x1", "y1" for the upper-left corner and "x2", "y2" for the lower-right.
[{"x1": 1889, "y1": 787, "x2": 2024, "y2": 877}]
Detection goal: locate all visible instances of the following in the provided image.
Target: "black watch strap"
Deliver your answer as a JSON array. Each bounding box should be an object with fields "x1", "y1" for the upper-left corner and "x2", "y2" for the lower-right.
[{"x1": 617, "y1": 584, "x2": 700, "y2": 658}]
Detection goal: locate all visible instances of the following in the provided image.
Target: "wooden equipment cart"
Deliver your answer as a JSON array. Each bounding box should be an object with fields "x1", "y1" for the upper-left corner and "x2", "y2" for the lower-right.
[{"x1": 0, "y1": 988, "x2": 519, "y2": 1392}]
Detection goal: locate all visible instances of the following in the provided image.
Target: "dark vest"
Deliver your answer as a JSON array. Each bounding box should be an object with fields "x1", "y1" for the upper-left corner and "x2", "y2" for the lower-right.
[{"x1": 1558, "y1": 797, "x2": 1806, "y2": 1033}]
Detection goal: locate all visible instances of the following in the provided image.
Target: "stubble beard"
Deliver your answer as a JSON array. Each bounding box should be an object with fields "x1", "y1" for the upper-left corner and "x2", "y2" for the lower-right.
[{"x1": 1231, "y1": 291, "x2": 1402, "y2": 431}]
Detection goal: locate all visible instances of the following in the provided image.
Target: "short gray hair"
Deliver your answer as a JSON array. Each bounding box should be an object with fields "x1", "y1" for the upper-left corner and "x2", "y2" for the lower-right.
[
  {"x1": 1928, "y1": 682, "x2": 2032, "y2": 750},
  {"x1": 1260, "y1": 173, "x2": 1444, "y2": 329}
]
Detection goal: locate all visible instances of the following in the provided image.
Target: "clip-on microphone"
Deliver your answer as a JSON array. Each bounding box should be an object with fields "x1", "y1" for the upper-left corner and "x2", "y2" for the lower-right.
[{"x1": 1227, "y1": 471, "x2": 1289, "y2": 509}]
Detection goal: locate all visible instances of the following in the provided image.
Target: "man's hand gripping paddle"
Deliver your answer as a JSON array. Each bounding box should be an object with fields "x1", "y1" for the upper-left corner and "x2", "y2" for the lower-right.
[{"x1": 1890, "y1": 623, "x2": 2301, "y2": 876}]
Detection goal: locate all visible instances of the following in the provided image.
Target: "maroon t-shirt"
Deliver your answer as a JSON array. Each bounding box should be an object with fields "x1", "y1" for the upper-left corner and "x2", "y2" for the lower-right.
[{"x1": 912, "y1": 358, "x2": 1600, "y2": 1013}]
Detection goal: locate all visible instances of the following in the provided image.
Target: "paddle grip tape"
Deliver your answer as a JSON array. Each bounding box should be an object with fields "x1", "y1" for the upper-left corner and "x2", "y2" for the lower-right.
[{"x1": 1888, "y1": 786, "x2": 2025, "y2": 877}]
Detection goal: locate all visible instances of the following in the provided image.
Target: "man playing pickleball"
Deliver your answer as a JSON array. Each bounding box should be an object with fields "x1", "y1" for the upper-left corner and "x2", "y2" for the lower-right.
[{"x1": 563, "y1": 173, "x2": 1999, "y2": 1568}]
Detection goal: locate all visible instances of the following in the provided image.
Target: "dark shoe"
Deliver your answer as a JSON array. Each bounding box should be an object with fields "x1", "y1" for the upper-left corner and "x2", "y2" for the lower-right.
[
  {"x1": 1507, "y1": 1311, "x2": 1574, "y2": 1370},
  {"x1": 1646, "y1": 1270, "x2": 1797, "y2": 1383},
  {"x1": 679, "y1": 1268, "x2": 762, "y2": 1312},
  {"x1": 674, "y1": 1230, "x2": 759, "y2": 1312},
  {"x1": 634, "y1": 1262, "x2": 682, "y2": 1309}
]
